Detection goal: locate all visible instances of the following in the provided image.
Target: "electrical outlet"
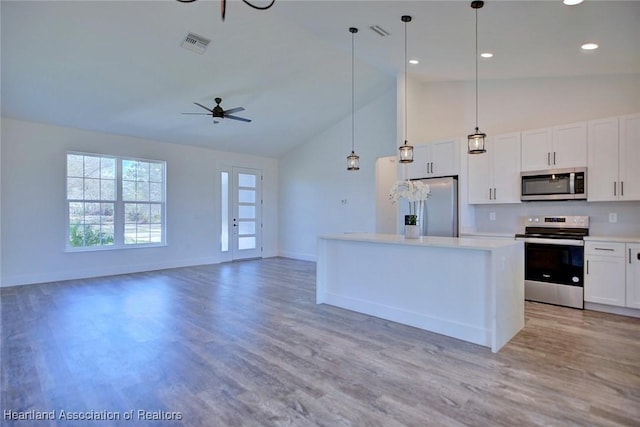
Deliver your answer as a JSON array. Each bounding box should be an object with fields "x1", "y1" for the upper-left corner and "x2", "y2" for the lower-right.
[
  {"x1": 489, "y1": 212, "x2": 496, "y2": 221},
  {"x1": 609, "y1": 212, "x2": 618, "y2": 223}
]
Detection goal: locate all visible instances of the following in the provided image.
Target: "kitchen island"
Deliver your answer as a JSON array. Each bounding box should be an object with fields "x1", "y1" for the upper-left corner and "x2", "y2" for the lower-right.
[{"x1": 317, "y1": 233, "x2": 524, "y2": 352}]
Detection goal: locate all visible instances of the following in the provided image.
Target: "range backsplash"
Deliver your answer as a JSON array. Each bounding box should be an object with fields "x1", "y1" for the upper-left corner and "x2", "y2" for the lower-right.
[{"x1": 474, "y1": 200, "x2": 640, "y2": 237}]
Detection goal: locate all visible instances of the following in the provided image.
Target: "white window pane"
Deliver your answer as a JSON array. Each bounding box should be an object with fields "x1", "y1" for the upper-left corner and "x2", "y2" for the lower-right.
[
  {"x1": 101, "y1": 158, "x2": 116, "y2": 179},
  {"x1": 85, "y1": 178, "x2": 101, "y2": 200},
  {"x1": 238, "y1": 236, "x2": 256, "y2": 250},
  {"x1": 124, "y1": 223, "x2": 137, "y2": 244},
  {"x1": 101, "y1": 179, "x2": 116, "y2": 200},
  {"x1": 238, "y1": 173, "x2": 256, "y2": 187},
  {"x1": 149, "y1": 163, "x2": 163, "y2": 182},
  {"x1": 67, "y1": 155, "x2": 84, "y2": 177},
  {"x1": 238, "y1": 189, "x2": 255, "y2": 203},
  {"x1": 85, "y1": 156, "x2": 101, "y2": 178},
  {"x1": 150, "y1": 204, "x2": 162, "y2": 223},
  {"x1": 238, "y1": 205, "x2": 255, "y2": 219},
  {"x1": 67, "y1": 177, "x2": 84, "y2": 199},
  {"x1": 238, "y1": 221, "x2": 255, "y2": 235},
  {"x1": 149, "y1": 183, "x2": 162, "y2": 202},
  {"x1": 136, "y1": 181, "x2": 150, "y2": 201},
  {"x1": 122, "y1": 180, "x2": 135, "y2": 201},
  {"x1": 149, "y1": 224, "x2": 162, "y2": 243}
]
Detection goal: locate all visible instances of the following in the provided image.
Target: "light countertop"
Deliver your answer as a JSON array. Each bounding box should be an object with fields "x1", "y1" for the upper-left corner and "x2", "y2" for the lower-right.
[
  {"x1": 319, "y1": 233, "x2": 522, "y2": 251},
  {"x1": 584, "y1": 236, "x2": 640, "y2": 243}
]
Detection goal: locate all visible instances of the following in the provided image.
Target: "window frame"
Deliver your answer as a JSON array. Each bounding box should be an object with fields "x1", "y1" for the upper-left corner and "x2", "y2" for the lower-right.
[{"x1": 66, "y1": 152, "x2": 167, "y2": 252}]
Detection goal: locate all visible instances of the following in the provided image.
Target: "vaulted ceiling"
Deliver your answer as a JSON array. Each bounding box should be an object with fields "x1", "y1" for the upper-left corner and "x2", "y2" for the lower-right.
[{"x1": 2, "y1": 1, "x2": 639, "y2": 157}]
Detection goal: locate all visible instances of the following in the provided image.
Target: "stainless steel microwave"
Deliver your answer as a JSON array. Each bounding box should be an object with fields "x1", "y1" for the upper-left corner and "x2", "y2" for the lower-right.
[{"x1": 521, "y1": 167, "x2": 587, "y2": 201}]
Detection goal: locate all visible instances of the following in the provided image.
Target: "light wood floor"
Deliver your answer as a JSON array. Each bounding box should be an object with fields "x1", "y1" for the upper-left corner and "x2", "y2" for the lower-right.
[{"x1": 2, "y1": 257, "x2": 639, "y2": 426}]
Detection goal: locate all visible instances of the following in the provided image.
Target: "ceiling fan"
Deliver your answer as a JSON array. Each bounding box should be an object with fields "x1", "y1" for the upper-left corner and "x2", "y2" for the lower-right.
[{"x1": 182, "y1": 97, "x2": 251, "y2": 124}]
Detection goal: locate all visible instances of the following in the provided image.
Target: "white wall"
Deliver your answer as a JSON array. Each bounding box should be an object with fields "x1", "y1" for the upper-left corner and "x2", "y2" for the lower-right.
[
  {"x1": 410, "y1": 73, "x2": 640, "y2": 143},
  {"x1": 278, "y1": 87, "x2": 397, "y2": 261},
  {"x1": 0, "y1": 118, "x2": 278, "y2": 286}
]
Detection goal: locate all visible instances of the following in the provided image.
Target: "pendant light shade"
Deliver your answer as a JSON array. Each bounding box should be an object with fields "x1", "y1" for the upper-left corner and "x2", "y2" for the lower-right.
[
  {"x1": 398, "y1": 15, "x2": 414, "y2": 164},
  {"x1": 468, "y1": 0, "x2": 487, "y2": 154},
  {"x1": 347, "y1": 27, "x2": 360, "y2": 171}
]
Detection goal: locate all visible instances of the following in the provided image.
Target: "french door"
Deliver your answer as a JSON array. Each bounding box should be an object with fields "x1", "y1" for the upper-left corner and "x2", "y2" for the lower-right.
[{"x1": 231, "y1": 167, "x2": 262, "y2": 260}]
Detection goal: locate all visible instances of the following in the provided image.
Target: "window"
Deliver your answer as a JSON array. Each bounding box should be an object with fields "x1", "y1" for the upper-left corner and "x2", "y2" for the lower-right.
[{"x1": 66, "y1": 153, "x2": 166, "y2": 250}]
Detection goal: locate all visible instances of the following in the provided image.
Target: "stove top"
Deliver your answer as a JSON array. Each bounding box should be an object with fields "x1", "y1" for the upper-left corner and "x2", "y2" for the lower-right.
[{"x1": 516, "y1": 215, "x2": 589, "y2": 240}]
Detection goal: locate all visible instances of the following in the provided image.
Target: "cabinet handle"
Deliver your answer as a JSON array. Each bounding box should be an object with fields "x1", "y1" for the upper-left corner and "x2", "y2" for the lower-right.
[
  {"x1": 547, "y1": 152, "x2": 551, "y2": 166},
  {"x1": 586, "y1": 260, "x2": 589, "y2": 275},
  {"x1": 594, "y1": 247, "x2": 615, "y2": 251},
  {"x1": 614, "y1": 181, "x2": 617, "y2": 196},
  {"x1": 431, "y1": 162, "x2": 434, "y2": 174},
  {"x1": 553, "y1": 152, "x2": 556, "y2": 165},
  {"x1": 621, "y1": 181, "x2": 624, "y2": 196},
  {"x1": 489, "y1": 188, "x2": 492, "y2": 200},
  {"x1": 494, "y1": 188, "x2": 497, "y2": 200}
]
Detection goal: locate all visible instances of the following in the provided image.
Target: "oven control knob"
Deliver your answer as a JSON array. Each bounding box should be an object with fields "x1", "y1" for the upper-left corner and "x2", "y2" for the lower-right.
[
  {"x1": 572, "y1": 276, "x2": 580, "y2": 283},
  {"x1": 534, "y1": 218, "x2": 540, "y2": 223}
]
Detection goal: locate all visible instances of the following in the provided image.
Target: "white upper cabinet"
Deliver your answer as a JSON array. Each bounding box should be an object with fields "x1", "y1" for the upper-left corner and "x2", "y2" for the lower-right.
[
  {"x1": 520, "y1": 128, "x2": 552, "y2": 171},
  {"x1": 406, "y1": 138, "x2": 459, "y2": 179},
  {"x1": 588, "y1": 113, "x2": 640, "y2": 201},
  {"x1": 619, "y1": 113, "x2": 640, "y2": 201},
  {"x1": 521, "y1": 122, "x2": 587, "y2": 171},
  {"x1": 468, "y1": 132, "x2": 521, "y2": 204},
  {"x1": 588, "y1": 117, "x2": 620, "y2": 201}
]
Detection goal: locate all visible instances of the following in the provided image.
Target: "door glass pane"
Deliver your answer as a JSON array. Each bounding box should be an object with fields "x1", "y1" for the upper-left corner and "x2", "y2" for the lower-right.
[
  {"x1": 239, "y1": 205, "x2": 255, "y2": 219},
  {"x1": 238, "y1": 189, "x2": 255, "y2": 203},
  {"x1": 238, "y1": 221, "x2": 256, "y2": 235},
  {"x1": 238, "y1": 173, "x2": 256, "y2": 187},
  {"x1": 221, "y1": 172, "x2": 229, "y2": 252},
  {"x1": 238, "y1": 237, "x2": 256, "y2": 250}
]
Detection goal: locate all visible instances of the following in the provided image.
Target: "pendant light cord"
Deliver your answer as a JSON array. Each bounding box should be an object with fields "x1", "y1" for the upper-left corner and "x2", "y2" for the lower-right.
[
  {"x1": 404, "y1": 19, "x2": 408, "y2": 143},
  {"x1": 352, "y1": 29, "x2": 355, "y2": 153},
  {"x1": 475, "y1": 6, "x2": 479, "y2": 130}
]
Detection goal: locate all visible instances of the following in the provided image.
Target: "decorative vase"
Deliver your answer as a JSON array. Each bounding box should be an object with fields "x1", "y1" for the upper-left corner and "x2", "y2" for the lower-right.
[
  {"x1": 404, "y1": 215, "x2": 420, "y2": 239},
  {"x1": 405, "y1": 224, "x2": 420, "y2": 239}
]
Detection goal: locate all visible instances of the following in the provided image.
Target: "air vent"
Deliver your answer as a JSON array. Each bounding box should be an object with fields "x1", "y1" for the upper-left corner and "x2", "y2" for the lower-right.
[
  {"x1": 181, "y1": 32, "x2": 210, "y2": 54},
  {"x1": 370, "y1": 25, "x2": 390, "y2": 37}
]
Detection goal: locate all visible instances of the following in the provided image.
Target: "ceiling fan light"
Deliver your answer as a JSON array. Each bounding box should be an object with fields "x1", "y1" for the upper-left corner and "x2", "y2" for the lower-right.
[
  {"x1": 347, "y1": 151, "x2": 360, "y2": 170},
  {"x1": 468, "y1": 128, "x2": 487, "y2": 154},
  {"x1": 399, "y1": 142, "x2": 414, "y2": 163}
]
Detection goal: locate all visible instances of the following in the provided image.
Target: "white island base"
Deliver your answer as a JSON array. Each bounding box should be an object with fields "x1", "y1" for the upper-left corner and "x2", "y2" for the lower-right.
[{"x1": 317, "y1": 234, "x2": 524, "y2": 352}]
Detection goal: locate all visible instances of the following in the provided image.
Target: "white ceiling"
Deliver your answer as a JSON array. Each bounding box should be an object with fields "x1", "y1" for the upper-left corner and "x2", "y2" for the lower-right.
[{"x1": 2, "y1": 1, "x2": 639, "y2": 158}]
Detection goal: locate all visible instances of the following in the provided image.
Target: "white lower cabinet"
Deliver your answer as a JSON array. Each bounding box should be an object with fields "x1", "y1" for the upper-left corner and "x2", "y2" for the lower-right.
[
  {"x1": 627, "y1": 244, "x2": 640, "y2": 309},
  {"x1": 585, "y1": 241, "x2": 640, "y2": 309}
]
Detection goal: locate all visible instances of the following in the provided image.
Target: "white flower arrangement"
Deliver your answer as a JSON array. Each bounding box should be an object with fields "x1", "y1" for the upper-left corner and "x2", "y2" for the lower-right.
[{"x1": 389, "y1": 180, "x2": 431, "y2": 225}]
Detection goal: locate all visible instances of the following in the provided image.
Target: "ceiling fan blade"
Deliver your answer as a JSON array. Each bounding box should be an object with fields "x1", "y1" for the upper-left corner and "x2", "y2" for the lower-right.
[
  {"x1": 181, "y1": 112, "x2": 213, "y2": 115},
  {"x1": 225, "y1": 115, "x2": 252, "y2": 123},
  {"x1": 193, "y1": 102, "x2": 214, "y2": 112},
  {"x1": 223, "y1": 107, "x2": 245, "y2": 115}
]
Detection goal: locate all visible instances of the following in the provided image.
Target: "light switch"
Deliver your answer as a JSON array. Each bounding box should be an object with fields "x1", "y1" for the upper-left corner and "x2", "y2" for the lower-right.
[
  {"x1": 489, "y1": 212, "x2": 496, "y2": 221},
  {"x1": 609, "y1": 212, "x2": 618, "y2": 223}
]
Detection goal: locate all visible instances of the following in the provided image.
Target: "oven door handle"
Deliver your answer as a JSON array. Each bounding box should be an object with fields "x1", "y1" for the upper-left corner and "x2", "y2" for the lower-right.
[{"x1": 516, "y1": 237, "x2": 585, "y2": 247}]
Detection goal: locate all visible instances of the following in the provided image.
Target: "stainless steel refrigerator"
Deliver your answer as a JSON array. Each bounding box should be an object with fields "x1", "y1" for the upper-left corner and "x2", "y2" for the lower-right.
[{"x1": 399, "y1": 176, "x2": 458, "y2": 237}]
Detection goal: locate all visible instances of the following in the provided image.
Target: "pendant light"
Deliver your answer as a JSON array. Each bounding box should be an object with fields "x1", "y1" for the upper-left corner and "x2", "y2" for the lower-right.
[
  {"x1": 398, "y1": 15, "x2": 414, "y2": 163},
  {"x1": 468, "y1": 1, "x2": 487, "y2": 154},
  {"x1": 347, "y1": 27, "x2": 360, "y2": 171}
]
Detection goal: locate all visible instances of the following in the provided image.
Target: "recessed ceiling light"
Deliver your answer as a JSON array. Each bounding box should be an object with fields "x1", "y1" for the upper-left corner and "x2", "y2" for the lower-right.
[
  {"x1": 409, "y1": 59, "x2": 419, "y2": 65},
  {"x1": 563, "y1": 0, "x2": 584, "y2": 5},
  {"x1": 581, "y1": 42, "x2": 599, "y2": 51},
  {"x1": 480, "y1": 52, "x2": 493, "y2": 58}
]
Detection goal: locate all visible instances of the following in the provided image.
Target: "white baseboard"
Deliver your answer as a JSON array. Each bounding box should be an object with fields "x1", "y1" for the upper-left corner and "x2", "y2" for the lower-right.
[
  {"x1": 585, "y1": 302, "x2": 640, "y2": 318},
  {"x1": 278, "y1": 250, "x2": 317, "y2": 262},
  {"x1": 0, "y1": 257, "x2": 217, "y2": 288}
]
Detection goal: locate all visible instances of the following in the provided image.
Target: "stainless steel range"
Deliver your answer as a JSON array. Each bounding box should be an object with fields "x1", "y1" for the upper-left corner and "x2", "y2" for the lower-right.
[{"x1": 515, "y1": 215, "x2": 589, "y2": 309}]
